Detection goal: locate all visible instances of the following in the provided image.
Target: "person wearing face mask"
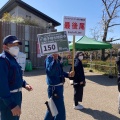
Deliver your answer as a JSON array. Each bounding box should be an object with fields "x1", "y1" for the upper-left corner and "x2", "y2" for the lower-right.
[
  {"x1": 0, "y1": 35, "x2": 33, "y2": 120},
  {"x1": 44, "y1": 53, "x2": 74, "y2": 120},
  {"x1": 69, "y1": 51, "x2": 86, "y2": 110}
]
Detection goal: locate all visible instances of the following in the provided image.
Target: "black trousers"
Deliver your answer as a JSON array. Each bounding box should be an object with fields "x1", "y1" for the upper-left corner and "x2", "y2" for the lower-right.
[{"x1": 74, "y1": 85, "x2": 83, "y2": 104}]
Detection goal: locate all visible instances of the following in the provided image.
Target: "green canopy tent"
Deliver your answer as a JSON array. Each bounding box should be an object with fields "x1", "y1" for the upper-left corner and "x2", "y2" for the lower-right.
[
  {"x1": 69, "y1": 36, "x2": 112, "y2": 51},
  {"x1": 69, "y1": 36, "x2": 113, "y2": 75}
]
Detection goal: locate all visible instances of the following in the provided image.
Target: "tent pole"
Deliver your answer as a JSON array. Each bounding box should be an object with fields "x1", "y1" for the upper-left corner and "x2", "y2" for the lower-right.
[
  {"x1": 72, "y1": 35, "x2": 75, "y2": 71},
  {"x1": 89, "y1": 51, "x2": 93, "y2": 72},
  {"x1": 70, "y1": 35, "x2": 75, "y2": 85},
  {"x1": 109, "y1": 49, "x2": 113, "y2": 78}
]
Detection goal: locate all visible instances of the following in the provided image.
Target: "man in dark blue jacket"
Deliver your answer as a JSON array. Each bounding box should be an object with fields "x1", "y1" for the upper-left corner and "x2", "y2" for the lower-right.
[
  {"x1": 44, "y1": 53, "x2": 74, "y2": 120},
  {"x1": 0, "y1": 35, "x2": 33, "y2": 120},
  {"x1": 116, "y1": 49, "x2": 120, "y2": 114}
]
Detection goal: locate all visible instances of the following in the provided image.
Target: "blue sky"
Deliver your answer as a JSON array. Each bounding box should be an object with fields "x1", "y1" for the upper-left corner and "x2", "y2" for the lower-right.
[{"x1": 0, "y1": 0, "x2": 120, "y2": 43}]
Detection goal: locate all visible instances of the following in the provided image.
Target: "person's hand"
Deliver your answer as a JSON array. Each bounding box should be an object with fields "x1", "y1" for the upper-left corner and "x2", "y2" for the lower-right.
[
  {"x1": 80, "y1": 81, "x2": 86, "y2": 87},
  {"x1": 80, "y1": 81, "x2": 84, "y2": 85},
  {"x1": 69, "y1": 71, "x2": 75, "y2": 77},
  {"x1": 52, "y1": 53, "x2": 59, "y2": 60},
  {"x1": 25, "y1": 84, "x2": 33, "y2": 91},
  {"x1": 11, "y1": 105, "x2": 21, "y2": 116}
]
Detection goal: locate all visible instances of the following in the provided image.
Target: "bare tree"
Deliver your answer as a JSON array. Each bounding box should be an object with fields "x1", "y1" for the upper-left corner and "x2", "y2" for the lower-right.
[
  {"x1": 90, "y1": 26, "x2": 103, "y2": 40},
  {"x1": 101, "y1": 0, "x2": 120, "y2": 60}
]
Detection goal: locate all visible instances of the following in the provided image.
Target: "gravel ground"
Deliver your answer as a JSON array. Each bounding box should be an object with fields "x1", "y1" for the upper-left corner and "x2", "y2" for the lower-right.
[{"x1": 20, "y1": 66, "x2": 120, "y2": 120}]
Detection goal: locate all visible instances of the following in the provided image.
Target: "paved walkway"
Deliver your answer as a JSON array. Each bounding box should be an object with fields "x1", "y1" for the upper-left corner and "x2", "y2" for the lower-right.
[{"x1": 20, "y1": 66, "x2": 120, "y2": 120}]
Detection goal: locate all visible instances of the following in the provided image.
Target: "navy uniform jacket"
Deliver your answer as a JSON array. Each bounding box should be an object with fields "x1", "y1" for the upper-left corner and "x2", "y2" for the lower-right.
[
  {"x1": 74, "y1": 58, "x2": 85, "y2": 84},
  {"x1": 45, "y1": 55, "x2": 68, "y2": 85},
  {"x1": 0, "y1": 51, "x2": 26, "y2": 110},
  {"x1": 116, "y1": 56, "x2": 120, "y2": 92}
]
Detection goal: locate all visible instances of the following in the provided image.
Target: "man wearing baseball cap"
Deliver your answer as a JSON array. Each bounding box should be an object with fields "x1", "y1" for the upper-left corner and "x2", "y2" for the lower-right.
[{"x1": 0, "y1": 35, "x2": 33, "y2": 120}]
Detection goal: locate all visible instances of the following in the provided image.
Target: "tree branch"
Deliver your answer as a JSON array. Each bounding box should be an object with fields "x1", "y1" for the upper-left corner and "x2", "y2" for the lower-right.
[
  {"x1": 112, "y1": 38, "x2": 120, "y2": 42},
  {"x1": 106, "y1": 38, "x2": 120, "y2": 42},
  {"x1": 107, "y1": 0, "x2": 115, "y2": 10},
  {"x1": 111, "y1": 0, "x2": 118, "y2": 18},
  {"x1": 108, "y1": 23, "x2": 120, "y2": 27},
  {"x1": 102, "y1": 0, "x2": 111, "y2": 18}
]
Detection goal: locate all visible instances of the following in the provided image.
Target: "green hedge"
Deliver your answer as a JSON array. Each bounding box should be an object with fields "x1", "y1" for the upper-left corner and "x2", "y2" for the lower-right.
[{"x1": 82, "y1": 60, "x2": 117, "y2": 76}]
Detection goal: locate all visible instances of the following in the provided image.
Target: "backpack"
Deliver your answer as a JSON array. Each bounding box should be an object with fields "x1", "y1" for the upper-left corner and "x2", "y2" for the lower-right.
[
  {"x1": 0, "y1": 54, "x2": 16, "y2": 85},
  {"x1": 5, "y1": 58, "x2": 10, "y2": 70}
]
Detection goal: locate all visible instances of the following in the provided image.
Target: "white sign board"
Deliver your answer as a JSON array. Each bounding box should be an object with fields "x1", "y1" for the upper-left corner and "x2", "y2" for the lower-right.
[
  {"x1": 37, "y1": 31, "x2": 69, "y2": 55},
  {"x1": 16, "y1": 52, "x2": 26, "y2": 71},
  {"x1": 41, "y1": 42, "x2": 58, "y2": 54},
  {"x1": 63, "y1": 16, "x2": 86, "y2": 36}
]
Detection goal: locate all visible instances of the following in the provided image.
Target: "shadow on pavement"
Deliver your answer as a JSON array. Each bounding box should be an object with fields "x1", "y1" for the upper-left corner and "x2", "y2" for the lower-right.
[
  {"x1": 80, "y1": 108, "x2": 120, "y2": 120},
  {"x1": 23, "y1": 68, "x2": 46, "y2": 77},
  {"x1": 86, "y1": 75, "x2": 117, "y2": 86},
  {"x1": 23, "y1": 65, "x2": 71, "y2": 77}
]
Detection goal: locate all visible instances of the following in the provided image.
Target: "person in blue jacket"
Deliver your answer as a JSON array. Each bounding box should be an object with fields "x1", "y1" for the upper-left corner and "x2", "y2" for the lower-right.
[
  {"x1": 44, "y1": 53, "x2": 74, "y2": 120},
  {"x1": 0, "y1": 35, "x2": 33, "y2": 120}
]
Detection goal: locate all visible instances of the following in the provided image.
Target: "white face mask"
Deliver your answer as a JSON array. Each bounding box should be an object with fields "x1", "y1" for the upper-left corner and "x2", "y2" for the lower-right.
[
  {"x1": 8, "y1": 46, "x2": 19, "y2": 56},
  {"x1": 78, "y1": 56, "x2": 83, "y2": 60}
]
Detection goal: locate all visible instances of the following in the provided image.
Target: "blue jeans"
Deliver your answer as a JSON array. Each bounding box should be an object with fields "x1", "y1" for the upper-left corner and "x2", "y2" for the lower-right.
[{"x1": 44, "y1": 85, "x2": 66, "y2": 120}]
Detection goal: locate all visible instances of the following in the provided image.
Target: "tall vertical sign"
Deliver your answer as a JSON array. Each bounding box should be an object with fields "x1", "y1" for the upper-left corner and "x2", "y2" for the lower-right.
[
  {"x1": 63, "y1": 16, "x2": 86, "y2": 71},
  {"x1": 63, "y1": 16, "x2": 86, "y2": 36}
]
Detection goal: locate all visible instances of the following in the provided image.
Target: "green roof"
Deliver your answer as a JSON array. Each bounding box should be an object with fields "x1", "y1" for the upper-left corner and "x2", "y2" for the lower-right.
[{"x1": 69, "y1": 36, "x2": 112, "y2": 51}]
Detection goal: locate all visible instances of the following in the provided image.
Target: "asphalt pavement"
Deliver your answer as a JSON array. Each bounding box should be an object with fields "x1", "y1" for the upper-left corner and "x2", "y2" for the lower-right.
[{"x1": 20, "y1": 66, "x2": 120, "y2": 120}]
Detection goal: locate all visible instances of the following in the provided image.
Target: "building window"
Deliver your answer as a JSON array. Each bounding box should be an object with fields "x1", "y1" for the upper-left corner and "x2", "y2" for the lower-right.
[{"x1": 25, "y1": 41, "x2": 29, "y2": 59}]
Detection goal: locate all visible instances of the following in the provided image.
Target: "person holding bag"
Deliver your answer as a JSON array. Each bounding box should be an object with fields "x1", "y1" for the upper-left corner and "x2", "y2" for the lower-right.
[{"x1": 44, "y1": 53, "x2": 74, "y2": 120}]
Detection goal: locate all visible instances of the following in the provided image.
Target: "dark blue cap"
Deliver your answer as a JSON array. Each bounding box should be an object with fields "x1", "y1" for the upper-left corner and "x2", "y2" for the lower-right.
[{"x1": 3, "y1": 35, "x2": 22, "y2": 45}]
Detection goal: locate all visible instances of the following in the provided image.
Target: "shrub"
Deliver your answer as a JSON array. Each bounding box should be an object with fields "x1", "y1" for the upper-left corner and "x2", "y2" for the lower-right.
[{"x1": 0, "y1": 12, "x2": 39, "y2": 26}]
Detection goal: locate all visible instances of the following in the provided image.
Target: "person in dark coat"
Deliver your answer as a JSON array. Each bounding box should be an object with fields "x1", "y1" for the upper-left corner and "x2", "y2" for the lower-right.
[
  {"x1": 71, "y1": 51, "x2": 86, "y2": 110},
  {"x1": 116, "y1": 49, "x2": 120, "y2": 114},
  {"x1": 0, "y1": 35, "x2": 33, "y2": 120}
]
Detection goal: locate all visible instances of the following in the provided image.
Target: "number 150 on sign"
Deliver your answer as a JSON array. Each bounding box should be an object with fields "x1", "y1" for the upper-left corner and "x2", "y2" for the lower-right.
[{"x1": 41, "y1": 42, "x2": 58, "y2": 54}]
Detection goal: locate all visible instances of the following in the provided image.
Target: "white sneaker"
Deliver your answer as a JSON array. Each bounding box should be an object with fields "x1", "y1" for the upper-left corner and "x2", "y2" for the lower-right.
[
  {"x1": 73, "y1": 104, "x2": 84, "y2": 110},
  {"x1": 78, "y1": 104, "x2": 84, "y2": 108}
]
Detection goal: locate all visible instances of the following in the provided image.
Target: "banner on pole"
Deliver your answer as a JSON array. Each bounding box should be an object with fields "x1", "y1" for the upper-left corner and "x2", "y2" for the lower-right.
[{"x1": 63, "y1": 16, "x2": 86, "y2": 36}]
